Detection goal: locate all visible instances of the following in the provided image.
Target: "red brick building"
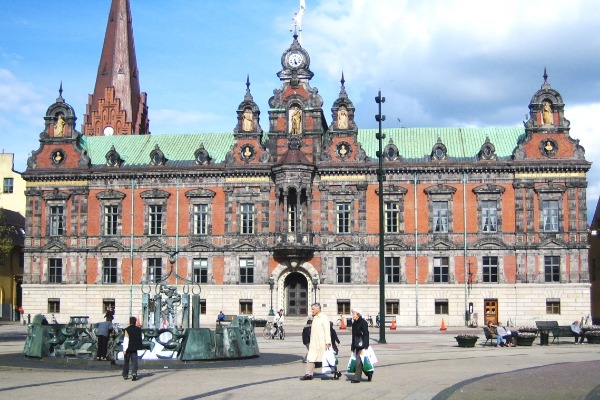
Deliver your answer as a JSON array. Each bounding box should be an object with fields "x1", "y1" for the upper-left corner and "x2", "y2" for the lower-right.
[{"x1": 21, "y1": 0, "x2": 591, "y2": 327}]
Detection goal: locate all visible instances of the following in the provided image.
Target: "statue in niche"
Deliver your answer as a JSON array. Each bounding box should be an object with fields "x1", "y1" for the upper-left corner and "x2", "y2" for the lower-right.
[
  {"x1": 54, "y1": 115, "x2": 65, "y2": 137},
  {"x1": 542, "y1": 101, "x2": 552, "y2": 125},
  {"x1": 337, "y1": 107, "x2": 348, "y2": 129},
  {"x1": 290, "y1": 106, "x2": 302, "y2": 135},
  {"x1": 242, "y1": 108, "x2": 253, "y2": 132}
]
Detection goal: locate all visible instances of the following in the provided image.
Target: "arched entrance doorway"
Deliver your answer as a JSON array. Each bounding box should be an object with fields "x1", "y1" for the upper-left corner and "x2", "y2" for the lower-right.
[{"x1": 284, "y1": 272, "x2": 308, "y2": 316}]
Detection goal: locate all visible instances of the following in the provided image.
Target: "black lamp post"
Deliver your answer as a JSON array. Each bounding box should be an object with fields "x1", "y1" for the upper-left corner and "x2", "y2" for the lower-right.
[
  {"x1": 268, "y1": 276, "x2": 275, "y2": 316},
  {"x1": 312, "y1": 274, "x2": 319, "y2": 303},
  {"x1": 375, "y1": 90, "x2": 387, "y2": 344}
]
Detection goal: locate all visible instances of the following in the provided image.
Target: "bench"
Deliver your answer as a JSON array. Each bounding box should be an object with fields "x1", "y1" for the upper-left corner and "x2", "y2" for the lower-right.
[
  {"x1": 482, "y1": 326, "x2": 498, "y2": 346},
  {"x1": 216, "y1": 315, "x2": 236, "y2": 325},
  {"x1": 535, "y1": 321, "x2": 574, "y2": 344}
]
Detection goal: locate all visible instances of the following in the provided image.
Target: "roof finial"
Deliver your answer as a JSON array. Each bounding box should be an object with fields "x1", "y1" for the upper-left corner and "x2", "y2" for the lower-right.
[
  {"x1": 340, "y1": 71, "x2": 345, "y2": 89},
  {"x1": 246, "y1": 74, "x2": 251, "y2": 92},
  {"x1": 59, "y1": 81, "x2": 63, "y2": 98},
  {"x1": 543, "y1": 67, "x2": 548, "y2": 83}
]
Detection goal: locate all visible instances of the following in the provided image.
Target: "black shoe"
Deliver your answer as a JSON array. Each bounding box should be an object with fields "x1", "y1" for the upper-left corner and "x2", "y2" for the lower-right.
[
  {"x1": 333, "y1": 371, "x2": 342, "y2": 380},
  {"x1": 367, "y1": 372, "x2": 373, "y2": 382},
  {"x1": 351, "y1": 380, "x2": 360, "y2": 383},
  {"x1": 132, "y1": 375, "x2": 137, "y2": 381},
  {"x1": 300, "y1": 375, "x2": 313, "y2": 381}
]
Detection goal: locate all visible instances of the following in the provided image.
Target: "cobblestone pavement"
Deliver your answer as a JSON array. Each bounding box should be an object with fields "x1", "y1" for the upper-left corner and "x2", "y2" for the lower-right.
[{"x1": 1, "y1": 322, "x2": 599, "y2": 400}]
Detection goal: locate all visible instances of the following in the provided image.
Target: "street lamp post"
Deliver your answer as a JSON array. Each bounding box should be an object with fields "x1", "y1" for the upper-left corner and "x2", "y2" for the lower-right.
[
  {"x1": 375, "y1": 90, "x2": 387, "y2": 344},
  {"x1": 268, "y1": 276, "x2": 275, "y2": 316},
  {"x1": 312, "y1": 274, "x2": 319, "y2": 303}
]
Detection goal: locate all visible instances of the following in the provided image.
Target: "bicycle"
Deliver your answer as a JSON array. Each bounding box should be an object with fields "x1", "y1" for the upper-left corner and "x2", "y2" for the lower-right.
[
  {"x1": 262, "y1": 321, "x2": 285, "y2": 339},
  {"x1": 367, "y1": 315, "x2": 374, "y2": 327}
]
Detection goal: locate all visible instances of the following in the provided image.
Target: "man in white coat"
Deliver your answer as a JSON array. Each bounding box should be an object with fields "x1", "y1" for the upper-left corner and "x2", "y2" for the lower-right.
[{"x1": 300, "y1": 303, "x2": 332, "y2": 380}]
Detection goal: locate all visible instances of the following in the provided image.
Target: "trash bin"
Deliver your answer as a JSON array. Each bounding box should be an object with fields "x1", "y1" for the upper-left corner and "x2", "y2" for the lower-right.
[{"x1": 539, "y1": 331, "x2": 549, "y2": 345}]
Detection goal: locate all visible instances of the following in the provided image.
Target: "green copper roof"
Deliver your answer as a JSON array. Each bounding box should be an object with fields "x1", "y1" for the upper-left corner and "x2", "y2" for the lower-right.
[{"x1": 80, "y1": 127, "x2": 526, "y2": 166}]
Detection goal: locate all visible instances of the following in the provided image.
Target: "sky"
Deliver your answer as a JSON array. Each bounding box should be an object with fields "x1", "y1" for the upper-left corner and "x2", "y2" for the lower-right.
[{"x1": 1, "y1": 0, "x2": 600, "y2": 221}]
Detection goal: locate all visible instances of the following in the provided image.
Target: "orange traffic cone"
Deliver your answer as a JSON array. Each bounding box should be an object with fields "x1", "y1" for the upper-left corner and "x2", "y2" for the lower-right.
[
  {"x1": 440, "y1": 318, "x2": 447, "y2": 332},
  {"x1": 136, "y1": 315, "x2": 141, "y2": 327},
  {"x1": 340, "y1": 317, "x2": 346, "y2": 330},
  {"x1": 390, "y1": 317, "x2": 397, "y2": 330}
]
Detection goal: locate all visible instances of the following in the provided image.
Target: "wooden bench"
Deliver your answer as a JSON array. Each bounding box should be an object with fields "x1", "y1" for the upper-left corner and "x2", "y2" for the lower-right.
[
  {"x1": 535, "y1": 321, "x2": 574, "y2": 344},
  {"x1": 482, "y1": 326, "x2": 498, "y2": 346}
]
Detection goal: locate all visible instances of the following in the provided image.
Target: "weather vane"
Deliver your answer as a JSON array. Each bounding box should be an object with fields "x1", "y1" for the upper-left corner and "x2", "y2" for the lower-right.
[{"x1": 291, "y1": 0, "x2": 306, "y2": 44}]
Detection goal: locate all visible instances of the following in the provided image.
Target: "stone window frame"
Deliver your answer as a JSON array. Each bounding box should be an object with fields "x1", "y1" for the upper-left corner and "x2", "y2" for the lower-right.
[
  {"x1": 43, "y1": 190, "x2": 70, "y2": 237},
  {"x1": 434, "y1": 299, "x2": 449, "y2": 314},
  {"x1": 336, "y1": 256, "x2": 352, "y2": 283},
  {"x1": 102, "y1": 298, "x2": 115, "y2": 313},
  {"x1": 337, "y1": 299, "x2": 351, "y2": 314},
  {"x1": 335, "y1": 202, "x2": 351, "y2": 234},
  {"x1": 545, "y1": 298, "x2": 561, "y2": 314},
  {"x1": 482, "y1": 255, "x2": 499, "y2": 283},
  {"x1": 534, "y1": 184, "x2": 565, "y2": 233},
  {"x1": 192, "y1": 257, "x2": 210, "y2": 284},
  {"x1": 377, "y1": 186, "x2": 407, "y2": 234},
  {"x1": 141, "y1": 189, "x2": 170, "y2": 236},
  {"x1": 424, "y1": 185, "x2": 456, "y2": 234},
  {"x1": 432, "y1": 256, "x2": 450, "y2": 283},
  {"x1": 544, "y1": 255, "x2": 561, "y2": 283},
  {"x1": 386, "y1": 300, "x2": 400, "y2": 314},
  {"x1": 48, "y1": 258, "x2": 63, "y2": 283},
  {"x1": 146, "y1": 257, "x2": 163, "y2": 284},
  {"x1": 48, "y1": 298, "x2": 61, "y2": 314},
  {"x1": 102, "y1": 257, "x2": 119, "y2": 284},
  {"x1": 239, "y1": 299, "x2": 253, "y2": 315},
  {"x1": 97, "y1": 190, "x2": 126, "y2": 236},
  {"x1": 384, "y1": 202, "x2": 401, "y2": 233},
  {"x1": 384, "y1": 256, "x2": 401, "y2": 283},
  {"x1": 240, "y1": 203, "x2": 256, "y2": 234},
  {"x1": 473, "y1": 184, "x2": 504, "y2": 233},
  {"x1": 186, "y1": 189, "x2": 216, "y2": 236}
]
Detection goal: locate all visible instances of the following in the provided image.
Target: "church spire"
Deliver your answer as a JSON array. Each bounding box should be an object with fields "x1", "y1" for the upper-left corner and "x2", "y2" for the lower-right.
[{"x1": 83, "y1": 0, "x2": 149, "y2": 136}]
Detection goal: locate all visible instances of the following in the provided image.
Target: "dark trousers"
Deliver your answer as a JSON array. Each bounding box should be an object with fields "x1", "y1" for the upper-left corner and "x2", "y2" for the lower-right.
[
  {"x1": 354, "y1": 350, "x2": 363, "y2": 381},
  {"x1": 123, "y1": 351, "x2": 138, "y2": 377},
  {"x1": 97, "y1": 335, "x2": 108, "y2": 359},
  {"x1": 573, "y1": 332, "x2": 585, "y2": 343}
]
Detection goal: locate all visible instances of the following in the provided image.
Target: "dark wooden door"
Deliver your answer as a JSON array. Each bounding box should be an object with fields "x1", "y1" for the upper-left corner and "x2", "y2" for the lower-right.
[
  {"x1": 484, "y1": 299, "x2": 498, "y2": 325},
  {"x1": 286, "y1": 273, "x2": 308, "y2": 316}
]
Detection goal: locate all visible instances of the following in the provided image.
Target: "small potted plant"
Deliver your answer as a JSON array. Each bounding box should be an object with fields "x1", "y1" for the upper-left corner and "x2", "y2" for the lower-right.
[
  {"x1": 515, "y1": 331, "x2": 537, "y2": 346},
  {"x1": 454, "y1": 333, "x2": 479, "y2": 347},
  {"x1": 518, "y1": 326, "x2": 538, "y2": 334},
  {"x1": 585, "y1": 330, "x2": 600, "y2": 344}
]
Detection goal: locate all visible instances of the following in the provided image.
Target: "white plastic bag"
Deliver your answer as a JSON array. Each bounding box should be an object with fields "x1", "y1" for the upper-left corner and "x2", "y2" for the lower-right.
[
  {"x1": 321, "y1": 348, "x2": 337, "y2": 373},
  {"x1": 363, "y1": 346, "x2": 378, "y2": 364}
]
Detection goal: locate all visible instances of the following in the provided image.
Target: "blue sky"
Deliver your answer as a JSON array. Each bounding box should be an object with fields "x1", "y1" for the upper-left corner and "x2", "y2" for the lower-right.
[{"x1": 2, "y1": 0, "x2": 600, "y2": 220}]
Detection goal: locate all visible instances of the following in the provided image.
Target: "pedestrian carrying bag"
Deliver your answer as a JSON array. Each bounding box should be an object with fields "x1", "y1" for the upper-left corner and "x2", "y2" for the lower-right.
[
  {"x1": 321, "y1": 348, "x2": 337, "y2": 373},
  {"x1": 362, "y1": 355, "x2": 374, "y2": 373},
  {"x1": 363, "y1": 346, "x2": 378, "y2": 364},
  {"x1": 347, "y1": 352, "x2": 356, "y2": 373}
]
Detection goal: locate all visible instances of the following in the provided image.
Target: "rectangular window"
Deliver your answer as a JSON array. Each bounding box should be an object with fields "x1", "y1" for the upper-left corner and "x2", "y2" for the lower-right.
[
  {"x1": 337, "y1": 299, "x2": 351, "y2": 315},
  {"x1": 147, "y1": 258, "x2": 162, "y2": 284},
  {"x1": 386, "y1": 300, "x2": 400, "y2": 315},
  {"x1": 544, "y1": 255, "x2": 560, "y2": 282},
  {"x1": 385, "y1": 256, "x2": 401, "y2": 283},
  {"x1": 435, "y1": 299, "x2": 449, "y2": 315},
  {"x1": 104, "y1": 205, "x2": 119, "y2": 235},
  {"x1": 48, "y1": 258, "x2": 62, "y2": 283},
  {"x1": 3, "y1": 177, "x2": 14, "y2": 193},
  {"x1": 336, "y1": 256, "x2": 351, "y2": 283},
  {"x1": 102, "y1": 299, "x2": 115, "y2": 314},
  {"x1": 102, "y1": 258, "x2": 118, "y2": 284},
  {"x1": 199, "y1": 299, "x2": 207, "y2": 315},
  {"x1": 48, "y1": 298, "x2": 60, "y2": 313},
  {"x1": 336, "y1": 202, "x2": 351, "y2": 233},
  {"x1": 239, "y1": 299, "x2": 253, "y2": 315},
  {"x1": 433, "y1": 257, "x2": 449, "y2": 283},
  {"x1": 288, "y1": 202, "x2": 297, "y2": 232},
  {"x1": 481, "y1": 200, "x2": 498, "y2": 232},
  {"x1": 384, "y1": 202, "x2": 400, "y2": 233},
  {"x1": 432, "y1": 201, "x2": 448, "y2": 233},
  {"x1": 49, "y1": 205, "x2": 65, "y2": 236},
  {"x1": 240, "y1": 203, "x2": 255, "y2": 234},
  {"x1": 482, "y1": 256, "x2": 498, "y2": 283},
  {"x1": 192, "y1": 258, "x2": 208, "y2": 284},
  {"x1": 542, "y1": 200, "x2": 559, "y2": 232},
  {"x1": 239, "y1": 258, "x2": 254, "y2": 284},
  {"x1": 546, "y1": 299, "x2": 561, "y2": 314},
  {"x1": 149, "y1": 205, "x2": 163, "y2": 235},
  {"x1": 193, "y1": 204, "x2": 209, "y2": 235}
]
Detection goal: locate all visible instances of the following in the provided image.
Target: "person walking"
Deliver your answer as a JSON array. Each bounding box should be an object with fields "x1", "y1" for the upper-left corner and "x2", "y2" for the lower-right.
[
  {"x1": 350, "y1": 308, "x2": 371, "y2": 383},
  {"x1": 302, "y1": 319, "x2": 312, "y2": 362},
  {"x1": 122, "y1": 316, "x2": 143, "y2": 381},
  {"x1": 300, "y1": 303, "x2": 335, "y2": 380},
  {"x1": 96, "y1": 315, "x2": 113, "y2": 360}
]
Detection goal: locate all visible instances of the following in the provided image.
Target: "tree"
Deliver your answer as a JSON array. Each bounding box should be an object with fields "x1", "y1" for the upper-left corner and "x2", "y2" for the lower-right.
[{"x1": 0, "y1": 208, "x2": 17, "y2": 262}]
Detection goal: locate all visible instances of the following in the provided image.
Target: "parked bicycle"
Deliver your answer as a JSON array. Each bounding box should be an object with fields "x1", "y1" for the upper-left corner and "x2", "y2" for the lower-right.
[
  {"x1": 366, "y1": 315, "x2": 374, "y2": 327},
  {"x1": 262, "y1": 321, "x2": 285, "y2": 340}
]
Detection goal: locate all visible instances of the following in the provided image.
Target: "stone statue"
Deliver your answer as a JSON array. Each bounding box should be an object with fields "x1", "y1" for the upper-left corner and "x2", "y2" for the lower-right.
[
  {"x1": 242, "y1": 108, "x2": 253, "y2": 132},
  {"x1": 54, "y1": 115, "x2": 65, "y2": 137},
  {"x1": 290, "y1": 106, "x2": 302, "y2": 135},
  {"x1": 542, "y1": 102, "x2": 552, "y2": 125},
  {"x1": 337, "y1": 107, "x2": 348, "y2": 129}
]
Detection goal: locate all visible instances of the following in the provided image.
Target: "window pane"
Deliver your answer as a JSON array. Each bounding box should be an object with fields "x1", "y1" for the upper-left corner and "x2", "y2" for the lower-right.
[
  {"x1": 147, "y1": 258, "x2": 162, "y2": 283},
  {"x1": 433, "y1": 201, "x2": 448, "y2": 233},
  {"x1": 49, "y1": 205, "x2": 64, "y2": 236},
  {"x1": 193, "y1": 204, "x2": 208, "y2": 235},
  {"x1": 433, "y1": 257, "x2": 449, "y2": 283},
  {"x1": 385, "y1": 256, "x2": 401, "y2": 283},
  {"x1": 435, "y1": 300, "x2": 449, "y2": 314},
  {"x1": 543, "y1": 200, "x2": 559, "y2": 232},
  {"x1": 337, "y1": 300, "x2": 351, "y2": 315},
  {"x1": 240, "y1": 203, "x2": 255, "y2": 234},
  {"x1": 104, "y1": 205, "x2": 118, "y2": 235},
  {"x1": 149, "y1": 205, "x2": 163, "y2": 235},
  {"x1": 544, "y1": 256, "x2": 560, "y2": 282},
  {"x1": 240, "y1": 258, "x2": 254, "y2": 283},
  {"x1": 482, "y1": 256, "x2": 498, "y2": 283},
  {"x1": 3, "y1": 178, "x2": 14, "y2": 193},
  {"x1": 193, "y1": 258, "x2": 208, "y2": 284},
  {"x1": 239, "y1": 300, "x2": 253, "y2": 314},
  {"x1": 481, "y1": 200, "x2": 497, "y2": 232},
  {"x1": 103, "y1": 258, "x2": 118, "y2": 284},
  {"x1": 385, "y1": 202, "x2": 399, "y2": 233},
  {"x1": 336, "y1": 202, "x2": 350, "y2": 233},
  {"x1": 48, "y1": 258, "x2": 62, "y2": 283},
  {"x1": 386, "y1": 300, "x2": 399, "y2": 314},
  {"x1": 336, "y1": 257, "x2": 351, "y2": 283}
]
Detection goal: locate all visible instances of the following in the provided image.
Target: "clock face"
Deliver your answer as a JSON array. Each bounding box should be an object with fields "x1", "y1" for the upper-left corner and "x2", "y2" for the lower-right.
[
  {"x1": 103, "y1": 126, "x2": 114, "y2": 136},
  {"x1": 288, "y1": 52, "x2": 304, "y2": 68}
]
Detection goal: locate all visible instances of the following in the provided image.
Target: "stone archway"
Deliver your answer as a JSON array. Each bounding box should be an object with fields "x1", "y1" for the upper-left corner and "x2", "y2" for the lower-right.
[{"x1": 284, "y1": 272, "x2": 308, "y2": 316}]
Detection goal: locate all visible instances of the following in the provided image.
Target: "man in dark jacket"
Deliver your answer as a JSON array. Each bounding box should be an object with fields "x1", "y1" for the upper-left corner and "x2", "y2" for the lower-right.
[
  {"x1": 122, "y1": 316, "x2": 143, "y2": 381},
  {"x1": 350, "y1": 308, "x2": 371, "y2": 383},
  {"x1": 301, "y1": 319, "x2": 312, "y2": 362}
]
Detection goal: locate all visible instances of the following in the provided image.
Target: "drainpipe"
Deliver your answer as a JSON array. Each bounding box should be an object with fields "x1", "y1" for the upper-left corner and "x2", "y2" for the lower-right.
[
  {"x1": 130, "y1": 178, "x2": 135, "y2": 317},
  {"x1": 463, "y1": 171, "x2": 468, "y2": 326},
  {"x1": 414, "y1": 172, "x2": 419, "y2": 326},
  {"x1": 175, "y1": 178, "x2": 180, "y2": 285}
]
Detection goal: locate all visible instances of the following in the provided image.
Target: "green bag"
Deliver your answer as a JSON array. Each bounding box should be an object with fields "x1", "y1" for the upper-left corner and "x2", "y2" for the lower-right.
[
  {"x1": 362, "y1": 355, "x2": 374, "y2": 373},
  {"x1": 347, "y1": 353, "x2": 356, "y2": 373}
]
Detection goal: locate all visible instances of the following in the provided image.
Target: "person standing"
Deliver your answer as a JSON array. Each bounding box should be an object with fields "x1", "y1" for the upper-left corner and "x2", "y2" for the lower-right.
[
  {"x1": 350, "y1": 308, "x2": 371, "y2": 383},
  {"x1": 96, "y1": 315, "x2": 113, "y2": 360},
  {"x1": 302, "y1": 319, "x2": 312, "y2": 362},
  {"x1": 300, "y1": 303, "x2": 333, "y2": 380},
  {"x1": 272, "y1": 309, "x2": 284, "y2": 339},
  {"x1": 122, "y1": 316, "x2": 143, "y2": 381}
]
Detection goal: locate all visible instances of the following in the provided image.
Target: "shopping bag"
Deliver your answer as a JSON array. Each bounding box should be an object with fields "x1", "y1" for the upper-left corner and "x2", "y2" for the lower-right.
[
  {"x1": 362, "y1": 355, "x2": 375, "y2": 373},
  {"x1": 321, "y1": 349, "x2": 337, "y2": 373},
  {"x1": 363, "y1": 346, "x2": 378, "y2": 364},
  {"x1": 347, "y1": 352, "x2": 356, "y2": 373}
]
